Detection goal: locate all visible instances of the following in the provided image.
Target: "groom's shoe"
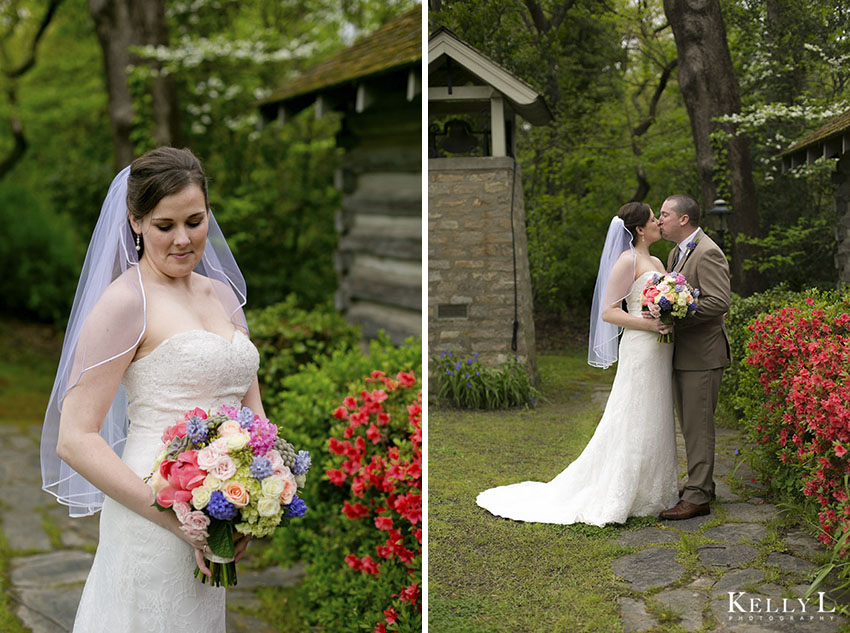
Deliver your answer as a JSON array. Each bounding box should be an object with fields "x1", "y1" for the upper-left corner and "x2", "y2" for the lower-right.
[{"x1": 659, "y1": 500, "x2": 710, "y2": 521}]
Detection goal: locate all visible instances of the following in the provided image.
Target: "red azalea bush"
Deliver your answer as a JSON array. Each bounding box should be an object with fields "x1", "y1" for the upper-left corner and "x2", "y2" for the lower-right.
[
  {"x1": 326, "y1": 370, "x2": 422, "y2": 633},
  {"x1": 742, "y1": 290, "x2": 850, "y2": 544}
]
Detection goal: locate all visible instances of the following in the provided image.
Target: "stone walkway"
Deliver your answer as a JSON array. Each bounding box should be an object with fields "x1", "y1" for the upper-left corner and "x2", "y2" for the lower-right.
[
  {"x1": 612, "y1": 425, "x2": 849, "y2": 633},
  {"x1": 1, "y1": 423, "x2": 303, "y2": 633}
]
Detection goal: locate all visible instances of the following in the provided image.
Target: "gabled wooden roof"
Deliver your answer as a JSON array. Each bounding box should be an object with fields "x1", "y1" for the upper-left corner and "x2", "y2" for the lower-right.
[
  {"x1": 780, "y1": 107, "x2": 850, "y2": 171},
  {"x1": 260, "y1": 7, "x2": 421, "y2": 106},
  {"x1": 428, "y1": 26, "x2": 552, "y2": 126}
]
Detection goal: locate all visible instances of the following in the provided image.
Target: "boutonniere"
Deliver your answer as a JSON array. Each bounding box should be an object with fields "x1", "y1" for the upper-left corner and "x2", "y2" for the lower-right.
[{"x1": 686, "y1": 239, "x2": 699, "y2": 252}]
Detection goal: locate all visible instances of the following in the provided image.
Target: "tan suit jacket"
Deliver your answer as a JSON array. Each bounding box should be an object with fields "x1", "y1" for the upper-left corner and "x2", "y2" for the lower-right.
[{"x1": 667, "y1": 229, "x2": 731, "y2": 371}]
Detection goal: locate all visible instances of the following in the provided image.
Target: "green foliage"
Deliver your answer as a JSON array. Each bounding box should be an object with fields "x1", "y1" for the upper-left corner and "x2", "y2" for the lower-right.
[
  {"x1": 0, "y1": 182, "x2": 81, "y2": 322},
  {"x1": 256, "y1": 332, "x2": 420, "y2": 569},
  {"x1": 431, "y1": 350, "x2": 539, "y2": 409},
  {"x1": 245, "y1": 296, "x2": 361, "y2": 412},
  {"x1": 1, "y1": 0, "x2": 417, "y2": 322},
  {"x1": 737, "y1": 215, "x2": 837, "y2": 290}
]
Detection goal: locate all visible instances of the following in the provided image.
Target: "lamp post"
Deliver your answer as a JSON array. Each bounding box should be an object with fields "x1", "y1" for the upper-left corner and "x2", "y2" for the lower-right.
[{"x1": 706, "y1": 198, "x2": 733, "y2": 254}]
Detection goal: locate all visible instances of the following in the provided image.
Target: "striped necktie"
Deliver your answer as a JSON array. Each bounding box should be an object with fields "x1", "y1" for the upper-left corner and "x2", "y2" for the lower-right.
[{"x1": 671, "y1": 246, "x2": 682, "y2": 271}]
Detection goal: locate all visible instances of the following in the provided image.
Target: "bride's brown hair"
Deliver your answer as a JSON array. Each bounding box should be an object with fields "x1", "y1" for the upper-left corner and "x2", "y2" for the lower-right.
[
  {"x1": 126, "y1": 146, "x2": 209, "y2": 256},
  {"x1": 617, "y1": 201, "x2": 651, "y2": 242}
]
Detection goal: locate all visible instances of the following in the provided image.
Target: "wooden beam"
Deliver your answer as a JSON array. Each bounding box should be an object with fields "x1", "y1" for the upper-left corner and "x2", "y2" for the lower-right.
[
  {"x1": 825, "y1": 138, "x2": 842, "y2": 159},
  {"x1": 315, "y1": 95, "x2": 330, "y2": 119},
  {"x1": 490, "y1": 94, "x2": 506, "y2": 157},
  {"x1": 407, "y1": 69, "x2": 421, "y2": 102},
  {"x1": 428, "y1": 85, "x2": 493, "y2": 100},
  {"x1": 807, "y1": 147, "x2": 819, "y2": 165},
  {"x1": 356, "y1": 84, "x2": 375, "y2": 113}
]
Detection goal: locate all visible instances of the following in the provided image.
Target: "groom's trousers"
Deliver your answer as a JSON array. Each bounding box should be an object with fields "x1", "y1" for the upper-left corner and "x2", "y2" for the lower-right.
[{"x1": 673, "y1": 367, "x2": 724, "y2": 506}]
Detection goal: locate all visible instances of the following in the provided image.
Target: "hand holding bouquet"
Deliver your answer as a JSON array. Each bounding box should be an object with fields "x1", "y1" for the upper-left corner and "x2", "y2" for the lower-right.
[
  {"x1": 148, "y1": 405, "x2": 310, "y2": 587},
  {"x1": 641, "y1": 272, "x2": 699, "y2": 342}
]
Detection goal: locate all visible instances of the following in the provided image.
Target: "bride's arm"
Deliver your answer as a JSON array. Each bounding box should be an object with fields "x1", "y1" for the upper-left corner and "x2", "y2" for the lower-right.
[
  {"x1": 602, "y1": 303, "x2": 670, "y2": 334},
  {"x1": 55, "y1": 290, "x2": 208, "y2": 554},
  {"x1": 600, "y1": 256, "x2": 670, "y2": 334},
  {"x1": 57, "y1": 355, "x2": 181, "y2": 532},
  {"x1": 240, "y1": 376, "x2": 266, "y2": 419}
]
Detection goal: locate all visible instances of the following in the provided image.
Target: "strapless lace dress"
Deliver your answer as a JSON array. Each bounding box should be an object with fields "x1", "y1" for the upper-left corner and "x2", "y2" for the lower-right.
[
  {"x1": 72, "y1": 329, "x2": 259, "y2": 633},
  {"x1": 476, "y1": 271, "x2": 679, "y2": 526}
]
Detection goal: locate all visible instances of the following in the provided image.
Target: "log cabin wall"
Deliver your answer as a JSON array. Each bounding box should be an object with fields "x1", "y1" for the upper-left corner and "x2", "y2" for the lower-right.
[{"x1": 334, "y1": 89, "x2": 422, "y2": 343}]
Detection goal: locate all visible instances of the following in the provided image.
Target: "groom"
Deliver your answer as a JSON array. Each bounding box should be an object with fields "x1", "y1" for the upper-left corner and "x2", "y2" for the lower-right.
[{"x1": 657, "y1": 194, "x2": 731, "y2": 520}]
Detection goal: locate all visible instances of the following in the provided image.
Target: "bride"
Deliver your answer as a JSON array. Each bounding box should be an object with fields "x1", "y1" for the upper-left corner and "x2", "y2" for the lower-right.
[
  {"x1": 41, "y1": 147, "x2": 259, "y2": 631},
  {"x1": 476, "y1": 202, "x2": 679, "y2": 526}
]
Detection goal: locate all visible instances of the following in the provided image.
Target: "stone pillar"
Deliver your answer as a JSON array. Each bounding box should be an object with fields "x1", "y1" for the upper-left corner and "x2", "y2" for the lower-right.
[
  {"x1": 834, "y1": 155, "x2": 850, "y2": 285},
  {"x1": 428, "y1": 156, "x2": 536, "y2": 374}
]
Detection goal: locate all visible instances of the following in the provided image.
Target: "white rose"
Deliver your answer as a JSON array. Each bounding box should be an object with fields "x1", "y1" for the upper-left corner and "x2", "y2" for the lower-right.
[
  {"x1": 261, "y1": 476, "x2": 285, "y2": 498},
  {"x1": 203, "y1": 474, "x2": 223, "y2": 490},
  {"x1": 257, "y1": 497, "x2": 281, "y2": 517},
  {"x1": 225, "y1": 431, "x2": 250, "y2": 452},
  {"x1": 191, "y1": 485, "x2": 213, "y2": 510}
]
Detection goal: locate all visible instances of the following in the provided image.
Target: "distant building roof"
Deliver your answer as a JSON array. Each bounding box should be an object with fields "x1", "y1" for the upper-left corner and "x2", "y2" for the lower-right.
[
  {"x1": 428, "y1": 26, "x2": 552, "y2": 126},
  {"x1": 260, "y1": 7, "x2": 421, "y2": 107},
  {"x1": 780, "y1": 107, "x2": 850, "y2": 171}
]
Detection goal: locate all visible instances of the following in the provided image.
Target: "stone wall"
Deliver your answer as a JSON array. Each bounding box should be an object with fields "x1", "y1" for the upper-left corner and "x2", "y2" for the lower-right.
[
  {"x1": 834, "y1": 154, "x2": 850, "y2": 285},
  {"x1": 428, "y1": 156, "x2": 536, "y2": 374}
]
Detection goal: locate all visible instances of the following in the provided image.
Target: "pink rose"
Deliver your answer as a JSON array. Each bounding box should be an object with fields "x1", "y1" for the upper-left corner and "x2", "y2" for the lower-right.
[
  {"x1": 173, "y1": 501, "x2": 191, "y2": 524},
  {"x1": 161, "y1": 421, "x2": 188, "y2": 445},
  {"x1": 265, "y1": 449, "x2": 285, "y2": 471},
  {"x1": 218, "y1": 420, "x2": 242, "y2": 436},
  {"x1": 645, "y1": 287, "x2": 660, "y2": 301},
  {"x1": 197, "y1": 444, "x2": 226, "y2": 470},
  {"x1": 156, "y1": 451, "x2": 207, "y2": 508},
  {"x1": 209, "y1": 456, "x2": 236, "y2": 481},
  {"x1": 184, "y1": 407, "x2": 208, "y2": 421},
  {"x1": 179, "y1": 510, "x2": 210, "y2": 539},
  {"x1": 223, "y1": 481, "x2": 249, "y2": 508},
  {"x1": 279, "y1": 468, "x2": 297, "y2": 505}
]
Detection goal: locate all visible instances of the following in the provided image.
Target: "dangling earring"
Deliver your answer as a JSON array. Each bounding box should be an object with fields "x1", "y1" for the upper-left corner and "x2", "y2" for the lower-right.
[
  {"x1": 135, "y1": 233, "x2": 141, "y2": 252},
  {"x1": 641, "y1": 234, "x2": 645, "y2": 243}
]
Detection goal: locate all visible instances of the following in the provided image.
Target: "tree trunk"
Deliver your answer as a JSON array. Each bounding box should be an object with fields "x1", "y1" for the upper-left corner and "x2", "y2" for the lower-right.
[
  {"x1": 663, "y1": 0, "x2": 761, "y2": 294},
  {"x1": 89, "y1": 0, "x2": 179, "y2": 170}
]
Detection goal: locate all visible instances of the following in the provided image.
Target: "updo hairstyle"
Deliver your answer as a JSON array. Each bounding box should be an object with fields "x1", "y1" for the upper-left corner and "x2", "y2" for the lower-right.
[
  {"x1": 617, "y1": 201, "x2": 651, "y2": 243},
  {"x1": 127, "y1": 147, "x2": 208, "y2": 255}
]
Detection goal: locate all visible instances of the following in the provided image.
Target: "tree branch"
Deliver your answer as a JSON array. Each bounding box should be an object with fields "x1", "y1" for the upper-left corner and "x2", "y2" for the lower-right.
[
  {"x1": 5, "y1": 0, "x2": 65, "y2": 79},
  {"x1": 631, "y1": 58, "x2": 677, "y2": 137}
]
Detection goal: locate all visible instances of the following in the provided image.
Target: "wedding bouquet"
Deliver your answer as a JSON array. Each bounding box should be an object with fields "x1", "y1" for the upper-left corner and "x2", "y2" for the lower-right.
[
  {"x1": 641, "y1": 272, "x2": 699, "y2": 342},
  {"x1": 148, "y1": 405, "x2": 310, "y2": 587}
]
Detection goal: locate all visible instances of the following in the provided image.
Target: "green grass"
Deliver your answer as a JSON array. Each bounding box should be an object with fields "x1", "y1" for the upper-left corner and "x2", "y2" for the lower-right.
[
  {"x1": 0, "y1": 318, "x2": 62, "y2": 428},
  {"x1": 429, "y1": 351, "x2": 658, "y2": 633}
]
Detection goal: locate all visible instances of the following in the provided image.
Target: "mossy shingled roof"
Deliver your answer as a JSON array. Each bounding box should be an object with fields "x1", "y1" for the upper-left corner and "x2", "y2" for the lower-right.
[
  {"x1": 261, "y1": 7, "x2": 421, "y2": 105},
  {"x1": 781, "y1": 107, "x2": 850, "y2": 156}
]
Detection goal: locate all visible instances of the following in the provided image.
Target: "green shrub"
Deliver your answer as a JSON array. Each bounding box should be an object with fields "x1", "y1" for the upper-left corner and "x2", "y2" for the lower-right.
[
  {"x1": 245, "y1": 296, "x2": 361, "y2": 412},
  {"x1": 721, "y1": 284, "x2": 803, "y2": 423},
  {"x1": 255, "y1": 334, "x2": 422, "y2": 631},
  {"x1": 431, "y1": 350, "x2": 539, "y2": 409},
  {"x1": 0, "y1": 182, "x2": 82, "y2": 322}
]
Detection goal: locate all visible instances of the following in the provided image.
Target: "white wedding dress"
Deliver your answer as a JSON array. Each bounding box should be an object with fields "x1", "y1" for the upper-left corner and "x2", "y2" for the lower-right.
[
  {"x1": 476, "y1": 271, "x2": 679, "y2": 526},
  {"x1": 73, "y1": 329, "x2": 260, "y2": 632}
]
